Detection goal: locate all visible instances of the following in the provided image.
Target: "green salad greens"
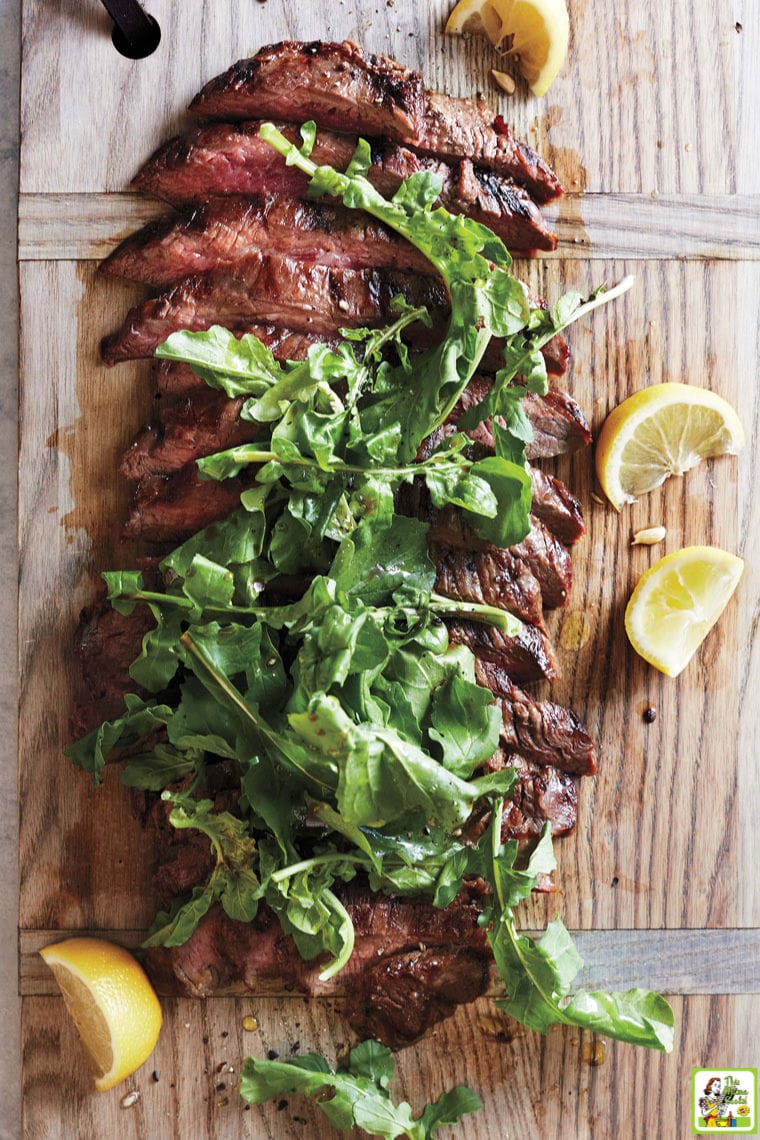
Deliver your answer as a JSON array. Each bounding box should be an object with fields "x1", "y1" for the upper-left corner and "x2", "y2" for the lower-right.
[
  {"x1": 239, "y1": 1039, "x2": 483, "y2": 1138},
  {"x1": 68, "y1": 120, "x2": 673, "y2": 1085}
]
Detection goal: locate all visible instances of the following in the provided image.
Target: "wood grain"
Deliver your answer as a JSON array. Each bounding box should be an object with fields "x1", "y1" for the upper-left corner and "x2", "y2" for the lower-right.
[
  {"x1": 21, "y1": 995, "x2": 760, "y2": 1140},
  {"x1": 17, "y1": 0, "x2": 760, "y2": 1136},
  {"x1": 19, "y1": 928, "x2": 760, "y2": 998},
  {"x1": 18, "y1": 192, "x2": 760, "y2": 262}
]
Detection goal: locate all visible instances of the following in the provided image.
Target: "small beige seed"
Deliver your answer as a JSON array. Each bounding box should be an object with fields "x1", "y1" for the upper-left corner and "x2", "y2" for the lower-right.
[
  {"x1": 121, "y1": 1091, "x2": 141, "y2": 1109},
  {"x1": 491, "y1": 69, "x2": 516, "y2": 95},
  {"x1": 632, "y1": 525, "x2": 666, "y2": 546}
]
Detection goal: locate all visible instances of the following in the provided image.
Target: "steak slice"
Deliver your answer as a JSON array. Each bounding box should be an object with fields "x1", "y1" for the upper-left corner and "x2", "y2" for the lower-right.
[
  {"x1": 420, "y1": 375, "x2": 591, "y2": 464},
  {"x1": 501, "y1": 754, "x2": 579, "y2": 840},
  {"x1": 446, "y1": 618, "x2": 558, "y2": 684},
  {"x1": 124, "y1": 466, "x2": 245, "y2": 543},
  {"x1": 123, "y1": 378, "x2": 590, "y2": 487},
  {"x1": 144, "y1": 882, "x2": 489, "y2": 992},
  {"x1": 495, "y1": 677, "x2": 597, "y2": 776},
  {"x1": 480, "y1": 329, "x2": 569, "y2": 378},
  {"x1": 431, "y1": 541, "x2": 545, "y2": 629},
  {"x1": 73, "y1": 597, "x2": 155, "y2": 736},
  {"x1": 120, "y1": 390, "x2": 260, "y2": 481},
  {"x1": 510, "y1": 521, "x2": 572, "y2": 609},
  {"x1": 101, "y1": 194, "x2": 436, "y2": 285},
  {"x1": 190, "y1": 41, "x2": 562, "y2": 202},
  {"x1": 424, "y1": 507, "x2": 573, "y2": 612},
  {"x1": 101, "y1": 254, "x2": 448, "y2": 364},
  {"x1": 133, "y1": 121, "x2": 557, "y2": 253},
  {"x1": 523, "y1": 389, "x2": 592, "y2": 455},
  {"x1": 192, "y1": 40, "x2": 426, "y2": 141},
  {"x1": 152, "y1": 328, "x2": 333, "y2": 393},
  {"x1": 344, "y1": 946, "x2": 491, "y2": 1048},
  {"x1": 528, "y1": 468, "x2": 585, "y2": 546}
]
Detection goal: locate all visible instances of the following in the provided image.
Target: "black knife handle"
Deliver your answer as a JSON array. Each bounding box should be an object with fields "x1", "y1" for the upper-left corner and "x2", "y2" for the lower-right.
[{"x1": 99, "y1": 0, "x2": 161, "y2": 58}]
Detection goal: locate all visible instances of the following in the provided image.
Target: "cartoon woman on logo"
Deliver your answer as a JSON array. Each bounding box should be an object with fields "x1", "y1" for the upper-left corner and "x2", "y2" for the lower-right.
[{"x1": 700, "y1": 1078, "x2": 723, "y2": 1126}]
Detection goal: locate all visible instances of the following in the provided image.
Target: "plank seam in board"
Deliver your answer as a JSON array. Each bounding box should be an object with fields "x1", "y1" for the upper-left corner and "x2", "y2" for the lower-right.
[
  {"x1": 17, "y1": 192, "x2": 760, "y2": 262},
  {"x1": 19, "y1": 928, "x2": 760, "y2": 997}
]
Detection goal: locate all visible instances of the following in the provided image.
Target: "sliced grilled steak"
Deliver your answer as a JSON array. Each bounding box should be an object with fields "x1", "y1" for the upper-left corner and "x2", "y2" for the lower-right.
[
  {"x1": 101, "y1": 255, "x2": 448, "y2": 364},
  {"x1": 466, "y1": 749, "x2": 578, "y2": 842},
  {"x1": 190, "y1": 41, "x2": 562, "y2": 202},
  {"x1": 495, "y1": 678, "x2": 597, "y2": 776},
  {"x1": 524, "y1": 389, "x2": 592, "y2": 455},
  {"x1": 417, "y1": 91, "x2": 563, "y2": 202},
  {"x1": 344, "y1": 946, "x2": 491, "y2": 1048},
  {"x1": 192, "y1": 41, "x2": 426, "y2": 141},
  {"x1": 502, "y1": 754, "x2": 579, "y2": 840},
  {"x1": 431, "y1": 541, "x2": 545, "y2": 629},
  {"x1": 511, "y1": 519, "x2": 572, "y2": 608},
  {"x1": 423, "y1": 506, "x2": 573, "y2": 611},
  {"x1": 479, "y1": 329, "x2": 569, "y2": 378},
  {"x1": 133, "y1": 121, "x2": 557, "y2": 253},
  {"x1": 454, "y1": 377, "x2": 590, "y2": 457},
  {"x1": 528, "y1": 468, "x2": 585, "y2": 546},
  {"x1": 124, "y1": 466, "x2": 245, "y2": 543},
  {"x1": 101, "y1": 194, "x2": 435, "y2": 285},
  {"x1": 73, "y1": 598, "x2": 154, "y2": 736},
  {"x1": 144, "y1": 882, "x2": 489, "y2": 994},
  {"x1": 152, "y1": 327, "x2": 332, "y2": 393},
  {"x1": 121, "y1": 390, "x2": 260, "y2": 481},
  {"x1": 446, "y1": 618, "x2": 558, "y2": 684}
]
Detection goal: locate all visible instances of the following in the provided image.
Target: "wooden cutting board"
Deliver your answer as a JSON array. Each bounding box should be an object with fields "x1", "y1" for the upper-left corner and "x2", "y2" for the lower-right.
[{"x1": 17, "y1": 1, "x2": 760, "y2": 1136}]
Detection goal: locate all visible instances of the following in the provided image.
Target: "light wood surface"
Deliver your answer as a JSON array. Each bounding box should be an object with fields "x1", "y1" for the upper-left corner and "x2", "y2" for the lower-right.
[{"x1": 17, "y1": 0, "x2": 760, "y2": 1136}]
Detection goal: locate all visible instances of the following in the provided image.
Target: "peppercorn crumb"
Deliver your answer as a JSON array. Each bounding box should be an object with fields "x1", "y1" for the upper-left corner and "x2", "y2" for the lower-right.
[
  {"x1": 644, "y1": 706, "x2": 657, "y2": 724},
  {"x1": 151, "y1": 1071, "x2": 160, "y2": 1083},
  {"x1": 267, "y1": 1049, "x2": 280, "y2": 1060}
]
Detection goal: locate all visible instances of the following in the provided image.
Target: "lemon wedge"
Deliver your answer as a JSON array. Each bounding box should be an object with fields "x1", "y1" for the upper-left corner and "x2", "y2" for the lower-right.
[
  {"x1": 445, "y1": 0, "x2": 570, "y2": 97},
  {"x1": 39, "y1": 937, "x2": 162, "y2": 1091},
  {"x1": 625, "y1": 546, "x2": 743, "y2": 677},
  {"x1": 595, "y1": 383, "x2": 744, "y2": 511}
]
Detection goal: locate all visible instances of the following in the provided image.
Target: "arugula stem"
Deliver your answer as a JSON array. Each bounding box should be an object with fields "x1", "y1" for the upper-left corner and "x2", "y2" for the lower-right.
[
  {"x1": 505, "y1": 276, "x2": 635, "y2": 385},
  {"x1": 198, "y1": 447, "x2": 468, "y2": 480},
  {"x1": 429, "y1": 593, "x2": 522, "y2": 636},
  {"x1": 270, "y1": 851, "x2": 371, "y2": 883},
  {"x1": 488, "y1": 802, "x2": 572, "y2": 1026}
]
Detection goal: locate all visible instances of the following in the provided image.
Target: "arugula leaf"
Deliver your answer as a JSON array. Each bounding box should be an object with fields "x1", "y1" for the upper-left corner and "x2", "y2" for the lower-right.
[
  {"x1": 121, "y1": 742, "x2": 203, "y2": 791},
  {"x1": 239, "y1": 1041, "x2": 482, "y2": 1138},
  {"x1": 142, "y1": 793, "x2": 260, "y2": 946},
  {"x1": 65, "y1": 695, "x2": 173, "y2": 785},
  {"x1": 477, "y1": 807, "x2": 675, "y2": 1052}
]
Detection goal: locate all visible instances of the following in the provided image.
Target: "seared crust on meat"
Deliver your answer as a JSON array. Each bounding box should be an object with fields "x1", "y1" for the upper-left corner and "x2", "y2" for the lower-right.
[
  {"x1": 101, "y1": 194, "x2": 436, "y2": 285},
  {"x1": 133, "y1": 121, "x2": 556, "y2": 252},
  {"x1": 191, "y1": 40, "x2": 426, "y2": 141},
  {"x1": 101, "y1": 254, "x2": 447, "y2": 364},
  {"x1": 190, "y1": 41, "x2": 562, "y2": 201}
]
